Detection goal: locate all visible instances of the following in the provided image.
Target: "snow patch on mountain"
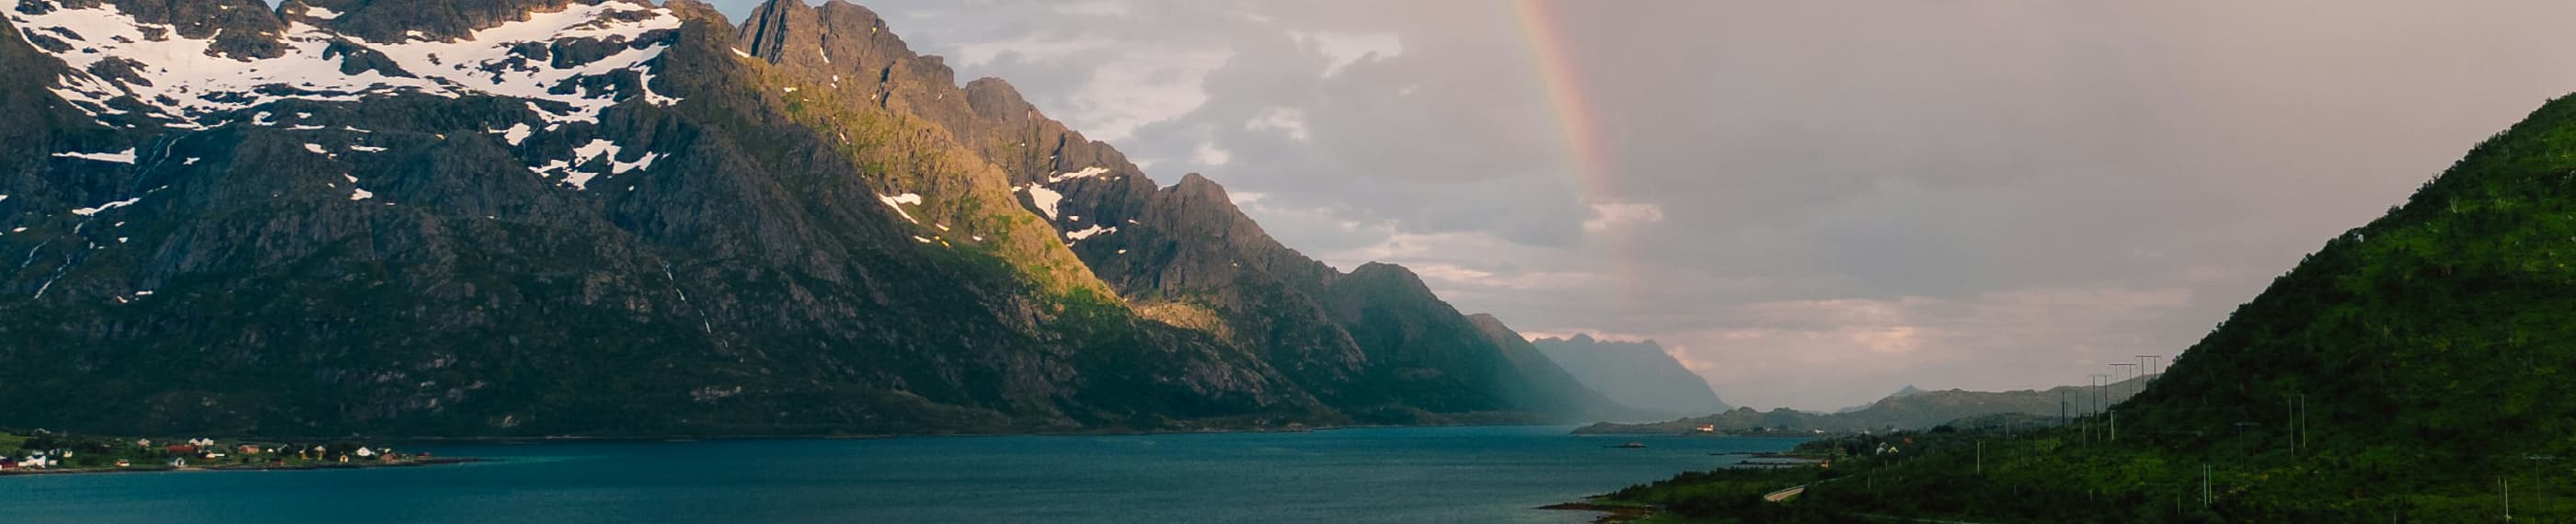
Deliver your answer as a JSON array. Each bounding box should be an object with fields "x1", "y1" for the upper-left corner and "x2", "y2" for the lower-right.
[
  {"x1": 490, "y1": 123, "x2": 535, "y2": 146},
  {"x1": 879, "y1": 193, "x2": 924, "y2": 223},
  {"x1": 1022, "y1": 184, "x2": 1064, "y2": 220},
  {"x1": 52, "y1": 148, "x2": 138, "y2": 164},
  {"x1": 612, "y1": 152, "x2": 661, "y2": 174},
  {"x1": 1064, "y1": 224, "x2": 1115, "y2": 241},
  {"x1": 6, "y1": 0, "x2": 682, "y2": 128},
  {"x1": 72, "y1": 197, "x2": 142, "y2": 216},
  {"x1": 1048, "y1": 166, "x2": 1110, "y2": 183}
]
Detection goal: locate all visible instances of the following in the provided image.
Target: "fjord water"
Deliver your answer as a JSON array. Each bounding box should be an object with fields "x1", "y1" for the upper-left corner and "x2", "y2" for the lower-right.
[{"x1": 3, "y1": 426, "x2": 1797, "y2": 523}]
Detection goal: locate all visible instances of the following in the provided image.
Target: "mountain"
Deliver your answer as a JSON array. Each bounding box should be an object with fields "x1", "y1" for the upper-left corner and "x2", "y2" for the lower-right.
[
  {"x1": 0, "y1": 0, "x2": 1606, "y2": 437},
  {"x1": 1528, "y1": 334, "x2": 1729, "y2": 416},
  {"x1": 1575, "y1": 375, "x2": 2145, "y2": 434},
  {"x1": 1604, "y1": 95, "x2": 2576, "y2": 522},
  {"x1": 733, "y1": 0, "x2": 1621, "y2": 425},
  {"x1": 2102, "y1": 91, "x2": 2576, "y2": 510},
  {"x1": 1462, "y1": 314, "x2": 1636, "y2": 421},
  {"x1": 1834, "y1": 384, "x2": 1923, "y2": 413}
]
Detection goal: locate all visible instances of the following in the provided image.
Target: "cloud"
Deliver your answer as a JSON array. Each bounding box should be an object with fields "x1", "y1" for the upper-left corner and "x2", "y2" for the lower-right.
[
  {"x1": 1646, "y1": 287, "x2": 2198, "y2": 409},
  {"x1": 1290, "y1": 31, "x2": 1403, "y2": 78},
  {"x1": 1581, "y1": 201, "x2": 1665, "y2": 234},
  {"x1": 1408, "y1": 263, "x2": 1602, "y2": 291},
  {"x1": 949, "y1": 35, "x2": 1115, "y2": 68},
  {"x1": 1060, "y1": 49, "x2": 1233, "y2": 142},
  {"x1": 1192, "y1": 141, "x2": 1232, "y2": 165},
  {"x1": 1245, "y1": 108, "x2": 1311, "y2": 141}
]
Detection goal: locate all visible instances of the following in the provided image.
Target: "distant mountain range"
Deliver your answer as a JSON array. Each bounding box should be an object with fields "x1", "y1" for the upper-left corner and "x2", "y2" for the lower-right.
[
  {"x1": 1527, "y1": 334, "x2": 1729, "y2": 418},
  {"x1": 1575, "y1": 375, "x2": 2149, "y2": 435},
  {"x1": 1834, "y1": 384, "x2": 1925, "y2": 413},
  {"x1": 0, "y1": 0, "x2": 1619, "y2": 437}
]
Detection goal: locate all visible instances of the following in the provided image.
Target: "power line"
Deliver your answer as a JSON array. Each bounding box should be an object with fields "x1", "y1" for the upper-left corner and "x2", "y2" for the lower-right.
[{"x1": 2111, "y1": 363, "x2": 2137, "y2": 404}]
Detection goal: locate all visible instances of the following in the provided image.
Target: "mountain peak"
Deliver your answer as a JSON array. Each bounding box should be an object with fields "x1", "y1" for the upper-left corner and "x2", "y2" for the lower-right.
[
  {"x1": 308, "y1": 0, "x2": 648, "y2": 43},
  {"x1": 1173, "y1": 172, "x2": 1225, "y2": 197}
]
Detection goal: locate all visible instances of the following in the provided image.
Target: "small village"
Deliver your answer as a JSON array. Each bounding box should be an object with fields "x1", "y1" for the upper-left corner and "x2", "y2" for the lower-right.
[{"x1": 0, "y1": 429, "x2": 462, "y2": 474}]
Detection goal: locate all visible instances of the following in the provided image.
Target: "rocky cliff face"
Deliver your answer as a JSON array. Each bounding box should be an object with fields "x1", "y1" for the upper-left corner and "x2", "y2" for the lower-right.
[{"x1": 0, "y1": 0, "x2": 1609, "y2": 436}]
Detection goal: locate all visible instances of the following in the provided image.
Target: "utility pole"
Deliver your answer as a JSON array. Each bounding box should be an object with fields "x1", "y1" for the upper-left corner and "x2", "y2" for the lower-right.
[
  {"x1": 2133, "y1": 355, "x2": 2154, "y2": 397},
  {"x1": 2086, "y1": 374, "x2": 2097, "y2": 416},
  {"x1": 2090, "y1": 374, "x2": 2112, "y2": 416},
  {"x1": 2112, "y1": 363, "x2": 2136, "y2": 403},
  {"x1": 2502, "y1": 476, "x2": 2511, "y2": 521},
  {"x1": 2099, "y1": 372, "x2": 2110, "y2": 414},
  {"x1": 2297, "y1": 393, "x2": 2308, "y2": 453},
  {"x1": 1977, "y1": 440, "x2": 1984, "y2": 475}
]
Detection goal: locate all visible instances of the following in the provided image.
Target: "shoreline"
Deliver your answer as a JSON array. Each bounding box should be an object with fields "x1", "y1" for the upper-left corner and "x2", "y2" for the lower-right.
[
  {"x1": 346, "y1": 420, "x2": 1575, "y2": 447},
  {"x1": 0, "y1": 458, "x2": 485, "y2": 477},
  {"x1": 1536, "y1": 498, "x2": 1657, "y2": 524},
  {"x1": 1547, "y1": 450, "x2": 1833, "y2": 522}
]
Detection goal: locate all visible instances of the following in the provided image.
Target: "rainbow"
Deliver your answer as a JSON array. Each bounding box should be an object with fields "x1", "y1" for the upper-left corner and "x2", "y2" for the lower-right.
[
  {"x1": 1512, "y1": 0, "x2": 1650, "y2": 306},
  {"x1": 1512, "y1": 0, "x2": 1617, "y2": 202}
]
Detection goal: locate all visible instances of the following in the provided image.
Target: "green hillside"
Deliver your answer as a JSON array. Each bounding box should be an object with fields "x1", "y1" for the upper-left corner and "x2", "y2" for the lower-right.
[{"x1": 1599, "y1": 95, "x2": 2576, "y2": 522}]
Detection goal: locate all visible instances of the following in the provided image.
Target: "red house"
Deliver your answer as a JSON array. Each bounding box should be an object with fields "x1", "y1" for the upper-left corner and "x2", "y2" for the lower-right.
[{"x1": 165, "y1": 444, "x2": 198, "y2": 454}]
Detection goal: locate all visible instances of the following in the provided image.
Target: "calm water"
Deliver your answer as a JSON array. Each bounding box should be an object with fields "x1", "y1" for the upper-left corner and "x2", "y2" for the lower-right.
[{"x1": 0, "y1": 426, "x2": 1800, "y2": 523}]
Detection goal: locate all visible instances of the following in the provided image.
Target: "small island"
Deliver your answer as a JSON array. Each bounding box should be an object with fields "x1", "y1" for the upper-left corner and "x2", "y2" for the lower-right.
[{"x1": 0, "y1": 430, "x2": 474, "y2": 475}]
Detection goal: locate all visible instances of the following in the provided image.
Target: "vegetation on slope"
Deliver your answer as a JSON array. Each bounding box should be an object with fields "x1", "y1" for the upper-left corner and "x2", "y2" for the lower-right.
[{"x1": 1600, "y1": 94, "x2": 2576, "y2": 522}]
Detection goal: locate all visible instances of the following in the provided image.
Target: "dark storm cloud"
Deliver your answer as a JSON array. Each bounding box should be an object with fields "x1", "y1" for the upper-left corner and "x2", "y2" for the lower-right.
[{"x1": 703, "y1": 0, "x2": 2576, "y2": 410}]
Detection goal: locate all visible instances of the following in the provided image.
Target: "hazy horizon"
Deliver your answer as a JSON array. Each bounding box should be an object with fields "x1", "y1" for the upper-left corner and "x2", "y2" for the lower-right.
[{"x1": 694, "y1": 0, "x2": 2576, "y2": 411}]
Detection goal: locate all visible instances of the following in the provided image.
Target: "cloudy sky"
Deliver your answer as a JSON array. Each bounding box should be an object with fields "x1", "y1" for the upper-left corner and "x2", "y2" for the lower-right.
[{"x1": 705, "y1": 0, "x2": 2576, "y2": 410}]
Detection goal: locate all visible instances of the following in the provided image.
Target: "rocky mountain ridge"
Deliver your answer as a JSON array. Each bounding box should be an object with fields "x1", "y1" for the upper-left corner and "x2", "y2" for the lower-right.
[
  {"x1": 0, "y1": 0, "x2": 1612, "y2": 436},
  {"x1": 723, "y1": 0, "x2": 1626, "y2": 424},
  {"x1": 1527, "y1": 334, "x2": 1729, "y2": 417}
]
